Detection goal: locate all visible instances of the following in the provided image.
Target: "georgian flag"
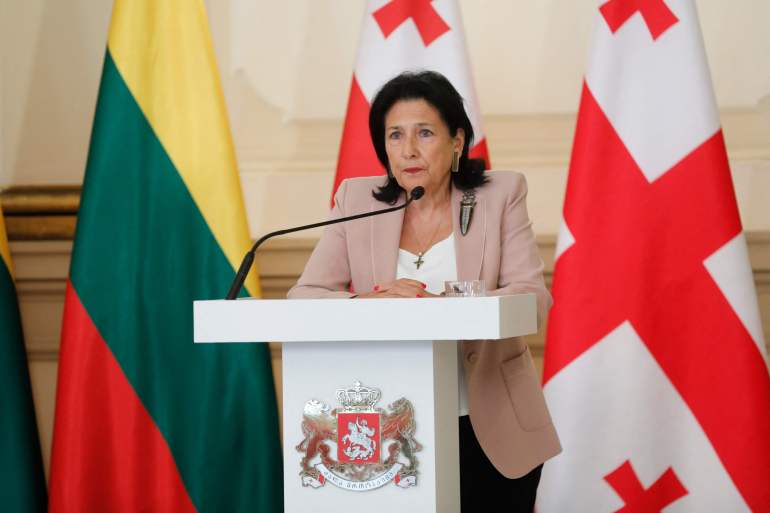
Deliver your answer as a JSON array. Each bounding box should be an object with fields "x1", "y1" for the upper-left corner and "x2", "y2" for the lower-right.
[
  {"x1": 537, "y1": 1, "x2": 770, "y2": 512},
  {"x1": 331, "y1": 0, "x2": 490, "y2": 201}
]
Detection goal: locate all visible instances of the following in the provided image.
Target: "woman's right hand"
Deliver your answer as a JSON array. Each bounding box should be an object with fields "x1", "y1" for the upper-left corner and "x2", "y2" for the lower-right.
[{"x1": 355, "y1": 278, "x2": 435, "y2": 298}]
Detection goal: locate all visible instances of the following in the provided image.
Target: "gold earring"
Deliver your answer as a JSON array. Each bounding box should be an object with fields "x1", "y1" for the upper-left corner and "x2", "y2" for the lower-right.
[{"x1": 451, "y1": 151, "x2": 459, "y2": 173}]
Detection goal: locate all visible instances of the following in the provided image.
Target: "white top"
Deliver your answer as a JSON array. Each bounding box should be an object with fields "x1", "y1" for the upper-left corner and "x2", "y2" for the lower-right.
[{"x1": 396, "y1": 234, "x2": 469, "y2": 416}]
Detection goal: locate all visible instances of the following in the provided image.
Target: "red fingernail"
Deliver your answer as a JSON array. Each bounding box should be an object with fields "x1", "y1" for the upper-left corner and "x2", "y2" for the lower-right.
[
  {"x1": 421, "y1": 283, "x2": 427, "y2": 289},
  {"x1": 374, "y1": 285, "x2": 380, "y2": 291},
  {"x1": 416, "y1": 294, "x2": 423, "y2": 298}
]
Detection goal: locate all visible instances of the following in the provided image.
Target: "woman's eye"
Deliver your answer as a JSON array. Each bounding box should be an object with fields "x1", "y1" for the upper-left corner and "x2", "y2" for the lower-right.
[
  {"x1": 419, "y1": 129, "x2": 433, "y2": 137},
  {"x1": 388, "y1": 131, "x2": 401, "y2": 140}
]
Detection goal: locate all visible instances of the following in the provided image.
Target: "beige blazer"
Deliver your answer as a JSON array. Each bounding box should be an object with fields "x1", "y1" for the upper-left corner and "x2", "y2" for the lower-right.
[{"x1": 288, "y1": 170, "x2": 561, "y2": 478}]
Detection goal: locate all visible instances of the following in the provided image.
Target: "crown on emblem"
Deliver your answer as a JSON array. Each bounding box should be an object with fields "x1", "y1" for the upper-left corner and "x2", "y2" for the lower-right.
[{"x1": 336, "y1": 381, "x2": 381, "y2": 412}]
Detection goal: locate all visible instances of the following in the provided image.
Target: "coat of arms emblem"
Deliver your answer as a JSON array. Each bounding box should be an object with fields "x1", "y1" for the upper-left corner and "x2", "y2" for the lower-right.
[{"x1": 296, "y1": 381, "x2": 422, "y2": 491}]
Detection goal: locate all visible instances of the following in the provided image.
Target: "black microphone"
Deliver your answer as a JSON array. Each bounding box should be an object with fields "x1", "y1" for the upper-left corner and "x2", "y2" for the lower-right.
[{"x1": 225, "y1": 186, "x2": 425, "y2": 300}]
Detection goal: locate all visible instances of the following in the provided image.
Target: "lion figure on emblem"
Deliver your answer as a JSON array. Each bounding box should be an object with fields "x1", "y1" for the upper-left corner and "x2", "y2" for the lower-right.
[
  {"x1": 296, "y1": 400, "x2": 336, "y2": 472},
  {"x1": 381, "y1": 398, "x2": 422, "y2": 472}
]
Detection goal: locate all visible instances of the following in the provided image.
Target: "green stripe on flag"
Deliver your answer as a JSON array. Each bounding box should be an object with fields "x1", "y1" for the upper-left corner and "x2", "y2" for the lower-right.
[
  {"x1": 69, "y1": 50, "x2": 282, "y2": 513},
  {"x1": 0, "y1": 257, "x2": 47, "y2": 513}
]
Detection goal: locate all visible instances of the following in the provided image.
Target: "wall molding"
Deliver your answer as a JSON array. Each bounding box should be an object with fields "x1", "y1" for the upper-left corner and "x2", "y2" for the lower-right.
[{"x1": 1, "y1": 186, "x2": 79, "y2": 240}]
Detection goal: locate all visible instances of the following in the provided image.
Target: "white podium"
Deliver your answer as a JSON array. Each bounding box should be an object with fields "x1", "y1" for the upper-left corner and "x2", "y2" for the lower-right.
[{"x1": 194, "y1": 294, "x2": 537, "y2": 513}]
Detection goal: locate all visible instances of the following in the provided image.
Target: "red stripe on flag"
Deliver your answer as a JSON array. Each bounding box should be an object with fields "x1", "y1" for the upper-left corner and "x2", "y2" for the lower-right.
[
  {"x1": 49, "y1": 282, "x2": 198, "y2": 513},
  {"x1": 544, "y1": 83, "x2": 770, "y2": 510},
  {"x1": 332, "y1": 76, "x2": 384, "y2": 204}
]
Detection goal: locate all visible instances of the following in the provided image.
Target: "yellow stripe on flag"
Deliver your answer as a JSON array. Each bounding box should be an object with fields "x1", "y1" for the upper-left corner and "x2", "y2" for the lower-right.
[
  {"x1": 106, "y1": 0, "x2": 259, "y2": 297},
  {"x1": 0, "y1": 205, "x2": 13, "y2": 277}
]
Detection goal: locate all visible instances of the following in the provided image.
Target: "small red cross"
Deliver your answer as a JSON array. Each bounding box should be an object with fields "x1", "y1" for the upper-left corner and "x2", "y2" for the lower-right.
[
  {"x1": 605, "y1": 460, "x2": 688, "y2": 512},
  {"x1": 600, "y1": 0, "x2": 679, "y2": 40},
  {"x1": 372, "y1": 0, "x2": 450, "y2": 47}
]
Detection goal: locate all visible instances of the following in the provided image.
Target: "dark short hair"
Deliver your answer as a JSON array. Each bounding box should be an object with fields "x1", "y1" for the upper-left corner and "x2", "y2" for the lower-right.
[{"x1": 368, "y1": 70, "x2": 488, "y2": 204}]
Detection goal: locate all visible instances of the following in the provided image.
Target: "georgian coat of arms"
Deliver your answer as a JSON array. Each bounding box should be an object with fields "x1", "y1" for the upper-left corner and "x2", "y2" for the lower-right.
[{"x1": 296, "y1": 381, "x2": 422, "y2": 491}]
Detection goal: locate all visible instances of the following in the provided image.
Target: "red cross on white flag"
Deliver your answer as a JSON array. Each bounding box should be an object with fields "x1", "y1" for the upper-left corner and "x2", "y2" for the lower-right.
[
  {"x1": 538, "y1": 1, "x2": 770, "y2": 512},
  {"x1": 330, "y1": 0, "x2": 489, "y2": 202}
]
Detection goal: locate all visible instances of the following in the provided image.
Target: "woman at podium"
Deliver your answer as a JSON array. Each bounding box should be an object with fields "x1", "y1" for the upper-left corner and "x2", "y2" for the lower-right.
[{"x1": 288, "y1": 71, "x2": 561, "y2": 512}]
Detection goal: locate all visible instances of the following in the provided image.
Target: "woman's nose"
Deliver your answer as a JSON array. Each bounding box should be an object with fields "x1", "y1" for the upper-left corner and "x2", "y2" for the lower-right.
[{"x1": 401, "y1": 133, "x2": 417, "y2": 158}]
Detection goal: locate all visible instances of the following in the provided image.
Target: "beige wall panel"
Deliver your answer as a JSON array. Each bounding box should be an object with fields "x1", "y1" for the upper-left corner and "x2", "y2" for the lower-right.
[
  {"x1": 11, "y1": 241, "x2": 70, "y2": 477},
  {"x1": 759, "y1": 280, "x2": 770, "y2": 349},
  {"x1": 241, "y1": 171, "x2": 331, "y2": 240},
  {"x1": 27, "y1": 360, "x2": 57, "y2": 481}
]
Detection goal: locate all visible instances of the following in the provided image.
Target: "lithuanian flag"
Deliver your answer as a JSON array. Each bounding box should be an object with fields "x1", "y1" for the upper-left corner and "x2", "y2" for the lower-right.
[
  {"x1": 0, "y1": 206, "x2": 47, "y2": 512},
  {"x1": 48, "y1": 1, "x2": 282, "y2": 512}
]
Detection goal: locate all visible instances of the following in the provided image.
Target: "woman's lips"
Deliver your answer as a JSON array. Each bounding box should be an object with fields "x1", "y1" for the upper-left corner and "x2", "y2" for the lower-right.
[{"x1": 402, "y1": 167, "x2": 423, "y2": 174}]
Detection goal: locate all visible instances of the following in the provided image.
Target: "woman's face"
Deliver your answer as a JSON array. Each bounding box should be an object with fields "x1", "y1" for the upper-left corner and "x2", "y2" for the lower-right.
[{"x1": 384, "y1": 99, "x2": 464, "y2": 195}]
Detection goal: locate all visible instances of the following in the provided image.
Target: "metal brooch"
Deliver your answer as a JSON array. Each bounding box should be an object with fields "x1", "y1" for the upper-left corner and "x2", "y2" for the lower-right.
[{"x1": 460, "y1": 190, "x2": 476, "y2": 236}]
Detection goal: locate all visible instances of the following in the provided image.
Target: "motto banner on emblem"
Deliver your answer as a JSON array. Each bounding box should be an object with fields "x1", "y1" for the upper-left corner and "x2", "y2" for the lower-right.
[{"x1": 538, "y1": 1, "x2": 770, "y2": 512}]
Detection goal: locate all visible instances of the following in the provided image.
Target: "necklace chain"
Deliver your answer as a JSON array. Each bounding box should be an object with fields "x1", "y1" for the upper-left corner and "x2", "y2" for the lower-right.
[{"x1": 407, "y1": 204, "x2": 447, "y2": 269}]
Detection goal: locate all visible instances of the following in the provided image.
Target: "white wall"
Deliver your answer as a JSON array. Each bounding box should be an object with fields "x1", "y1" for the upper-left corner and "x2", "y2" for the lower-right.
[
  {"x1": 214, "y1": 1, "x2": 770, "y2": 118},
  {"x1": 2, "y1": 0, "x2": 769, "y2": 235},
  {"x1": 1, "y1": 0, "x2": 111, "y2": 187}
]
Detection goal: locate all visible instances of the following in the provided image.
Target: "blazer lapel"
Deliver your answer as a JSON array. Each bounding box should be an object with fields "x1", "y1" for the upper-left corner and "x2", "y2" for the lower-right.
[
  {"x1": 452, "y1": 185, "x2": 486, "y2": 281},
  {"x1": 370, "y1": 195, "x2": 404, "y2": 286}
]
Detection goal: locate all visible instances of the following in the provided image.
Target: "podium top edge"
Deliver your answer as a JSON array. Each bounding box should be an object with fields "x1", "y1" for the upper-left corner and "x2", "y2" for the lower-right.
[
  {"x1": 194, "y1": 293, "x2": 535, "y2": 304},
  {"x1": 193, "y1": 293, "x2": 538, "y2": 343}
]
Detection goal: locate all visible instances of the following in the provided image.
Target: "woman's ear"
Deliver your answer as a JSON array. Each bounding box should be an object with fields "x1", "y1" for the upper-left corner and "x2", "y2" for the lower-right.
[{"x1": 453, "y1": 128, "x2": 466, "y2": 153}]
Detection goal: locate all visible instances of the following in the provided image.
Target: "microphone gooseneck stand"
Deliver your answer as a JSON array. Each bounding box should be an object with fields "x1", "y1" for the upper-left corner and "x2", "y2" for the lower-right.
[{"x1": 225, "y1": 186, "x2": 425, "y2": 300}]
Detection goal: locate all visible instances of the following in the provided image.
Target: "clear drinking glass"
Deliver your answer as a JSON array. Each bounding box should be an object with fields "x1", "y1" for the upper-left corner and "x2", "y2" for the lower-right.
[{"x1": 443, "y1": 280, "x2": 486, "y2": 297}]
